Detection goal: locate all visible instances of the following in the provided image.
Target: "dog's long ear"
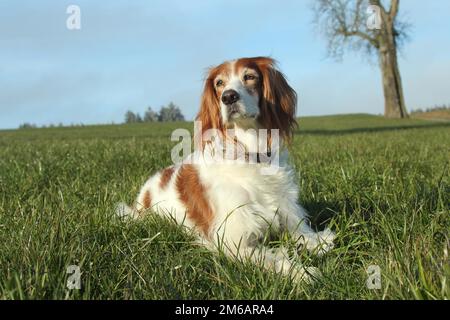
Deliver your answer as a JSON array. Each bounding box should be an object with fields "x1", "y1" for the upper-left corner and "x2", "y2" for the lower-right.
[
  {"x1": 195, "y1": 68, "x2": 224, "y2": 149},
  {"x1": 255, "y1": 57, "x2": 298, "y2": 144}
]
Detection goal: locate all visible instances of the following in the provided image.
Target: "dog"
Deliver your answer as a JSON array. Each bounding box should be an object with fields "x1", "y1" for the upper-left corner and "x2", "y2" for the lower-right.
[{"x1": 117, "y1": 57, "x2": 335, "y2": 283}]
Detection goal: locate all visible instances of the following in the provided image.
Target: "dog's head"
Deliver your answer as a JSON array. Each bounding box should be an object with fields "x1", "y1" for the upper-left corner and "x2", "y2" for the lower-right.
[{"x1": 196, "y1": 57, "x2": 298, "y2": 144}]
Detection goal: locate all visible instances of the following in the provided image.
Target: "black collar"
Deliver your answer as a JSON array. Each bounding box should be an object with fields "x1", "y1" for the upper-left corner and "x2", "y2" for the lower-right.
[{"x1": 251, "y1": 152, "x2": 272, "y2": 163}]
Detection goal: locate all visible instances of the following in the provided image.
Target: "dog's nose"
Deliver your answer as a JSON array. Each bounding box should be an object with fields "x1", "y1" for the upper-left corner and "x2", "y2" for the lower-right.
[{"x1": 221, "y1": 89, "x2": 240, "y2": 105}]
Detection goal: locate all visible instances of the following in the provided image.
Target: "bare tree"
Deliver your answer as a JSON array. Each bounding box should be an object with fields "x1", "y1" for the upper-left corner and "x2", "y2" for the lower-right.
[{"x1": 312, "y1": 0, "x2": 410, "y2": 118}]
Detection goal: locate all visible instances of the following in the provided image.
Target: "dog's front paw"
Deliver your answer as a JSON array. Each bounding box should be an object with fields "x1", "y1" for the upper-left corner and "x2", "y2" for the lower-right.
[
  {"x1": 292, "y1": 266, "x2": 321, "y2": 284},
  {"x1": 299, "y1": 228, "x2": 336, "y2": 255},
  {"x1": 115, "y1": 202, "x2": 138, "y2": 219},
  {"x1": 316, "y1": 228, "x2": 336, "y2": 254}
]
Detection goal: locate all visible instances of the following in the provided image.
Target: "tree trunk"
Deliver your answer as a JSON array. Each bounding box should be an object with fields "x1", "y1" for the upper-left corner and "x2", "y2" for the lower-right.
[{"x1": 378, "y1": 16, "x2": 408, "y2": 118}]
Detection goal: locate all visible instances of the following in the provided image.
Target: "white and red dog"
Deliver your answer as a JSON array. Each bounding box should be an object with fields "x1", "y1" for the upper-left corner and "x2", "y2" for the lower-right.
[{"x1": 118, "y1": 57, "x2": 335, "y2": 282}]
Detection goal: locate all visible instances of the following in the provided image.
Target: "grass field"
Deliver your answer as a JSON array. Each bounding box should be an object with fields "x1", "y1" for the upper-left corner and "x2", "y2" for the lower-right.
[
  {"x1": 411, "y1": 109, "x2": 450, "y2": 121},
  {"x1": 0, "y1": 114, "x2": 448, "y2": 300}
]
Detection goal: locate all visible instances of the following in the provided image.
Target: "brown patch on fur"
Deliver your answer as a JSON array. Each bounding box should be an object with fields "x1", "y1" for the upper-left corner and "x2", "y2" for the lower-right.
[
  {"x1": 143, "y1": 190, "x2": 152, "y2": 209},
  {"x1": 195, "y1": 62, "x2": 231, "y2": 149},
  {"x1": 252, "y1": 57, "x2": 298, "y2": 144},
  {"x1": 159, "y1": 166, "x2": 174, "y2": 189},
  {"x1": 235, "y1": 57, "x2": 298, "y2": 145},
  {"x1": 176, "y1": 164, "x2": 214, "y2": 236},
  {"x1": 197, "y1": 57, "x2": 297, "y2": 151}
]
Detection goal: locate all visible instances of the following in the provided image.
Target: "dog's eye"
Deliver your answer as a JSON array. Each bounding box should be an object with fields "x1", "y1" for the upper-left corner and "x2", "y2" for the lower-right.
[
  {"x1": 244, "y1": 74, "x2": 256, "y2": 81},
  {"x1": 216, "y1": 80, "x2": 224, "y2": 87}
]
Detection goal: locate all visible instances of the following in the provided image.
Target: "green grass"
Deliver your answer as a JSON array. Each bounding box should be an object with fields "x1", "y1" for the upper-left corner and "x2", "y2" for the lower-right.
[{"x1": 0, "y1": 114, "x2": 448, "y2": 300}]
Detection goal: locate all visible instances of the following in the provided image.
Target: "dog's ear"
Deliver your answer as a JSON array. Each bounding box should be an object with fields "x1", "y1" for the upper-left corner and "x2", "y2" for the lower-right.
[
  {"x1": 195, "y1": 68, "x2": 224, "y2": 149},
  {"x1": 255, "y1": 57, "x2": 298, "y2": 144}
]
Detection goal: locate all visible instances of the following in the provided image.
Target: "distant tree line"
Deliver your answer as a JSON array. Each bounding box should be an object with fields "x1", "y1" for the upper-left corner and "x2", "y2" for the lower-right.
[
  {"x1": 411, "y1": 104, "x2": 450, "y2": 114},
  {"x1": 17, "y1": 101, "x2": 186, "y2": 129},
  {"x1": 18, "y1": 122, "x2": 87, "y2": 129},
  {"x1": 18, "y1": 123, "x2": 38, "y2": 129},
  {"x1": 124, "y1": 102, "x2": 185, "y2": 124}
]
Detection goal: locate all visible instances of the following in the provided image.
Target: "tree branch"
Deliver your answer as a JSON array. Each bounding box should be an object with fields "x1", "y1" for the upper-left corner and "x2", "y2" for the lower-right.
[
  {"x1": 390, "y1": 0, "x2": 400, "y2": 20},
  {"x1": 342, "y1": 30, "x2": 379, "y2": 48}
]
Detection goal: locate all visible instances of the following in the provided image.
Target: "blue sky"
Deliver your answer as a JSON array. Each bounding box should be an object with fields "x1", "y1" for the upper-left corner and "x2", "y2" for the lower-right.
[{"x1": 0, "y1": 0, "x2": 449, "y2": 129}]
